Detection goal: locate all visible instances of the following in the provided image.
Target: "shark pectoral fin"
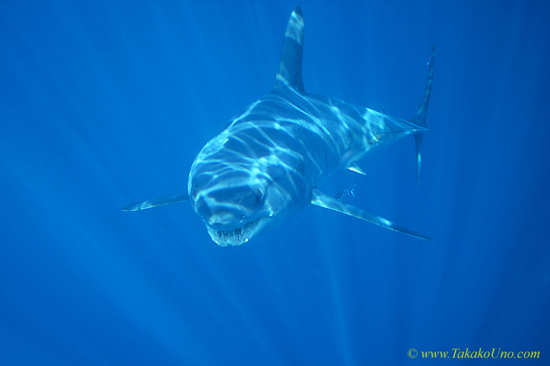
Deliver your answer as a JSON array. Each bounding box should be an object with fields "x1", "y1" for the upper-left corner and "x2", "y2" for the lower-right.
[
  {"x1": 311, "y1": 188, "x2": 433, "y2": 240},
  {"x1": 348, "y1": 163, "x2": 366, "y2": 175},
  {"x1": 122, "y1": 193, "x2": 189, "y2": 212}
]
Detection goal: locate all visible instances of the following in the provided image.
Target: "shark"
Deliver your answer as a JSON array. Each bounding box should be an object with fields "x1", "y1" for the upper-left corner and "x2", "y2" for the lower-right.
[{"x1": 123, "y1": 7, "x2": 435, "y2": 246}]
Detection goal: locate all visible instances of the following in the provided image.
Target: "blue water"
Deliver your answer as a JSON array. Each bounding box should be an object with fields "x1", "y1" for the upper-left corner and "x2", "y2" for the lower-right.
[{"x1": 1, "y1": 1, "x2": 549, "y2": 365}]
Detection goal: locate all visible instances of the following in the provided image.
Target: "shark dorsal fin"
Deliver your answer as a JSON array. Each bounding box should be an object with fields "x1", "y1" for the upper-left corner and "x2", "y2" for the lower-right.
[{"x1": 275, "y1": 7, "x2": 305, "y2": 93}]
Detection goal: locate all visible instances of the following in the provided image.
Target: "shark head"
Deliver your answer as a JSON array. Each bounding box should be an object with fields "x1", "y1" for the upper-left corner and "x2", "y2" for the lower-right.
[
  {"x1": 189, "y1": 171, "x2": 278, "y2": 246},
  {"x1": 188, "y1": 127, "x2": 308, "y2": 246}
]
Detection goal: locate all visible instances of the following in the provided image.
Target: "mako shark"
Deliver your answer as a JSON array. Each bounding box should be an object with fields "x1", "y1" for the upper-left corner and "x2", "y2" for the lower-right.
[{"x1": 123, "y1": 7, "x2": 435, "y2": 246}]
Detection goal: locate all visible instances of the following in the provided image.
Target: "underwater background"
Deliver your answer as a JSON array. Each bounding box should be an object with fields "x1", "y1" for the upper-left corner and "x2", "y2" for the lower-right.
[{"x1": 1, "y1": 0, "x2": 549, "y2": 364}]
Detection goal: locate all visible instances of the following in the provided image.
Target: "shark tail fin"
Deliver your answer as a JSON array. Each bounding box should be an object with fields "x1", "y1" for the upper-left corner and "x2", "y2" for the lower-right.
[
  {"x1": 275, "y1": 7, "x2": 305, "y2": 92},
  {"x1": 410, "y1": 45, "x2": 435, "y2": 186}
]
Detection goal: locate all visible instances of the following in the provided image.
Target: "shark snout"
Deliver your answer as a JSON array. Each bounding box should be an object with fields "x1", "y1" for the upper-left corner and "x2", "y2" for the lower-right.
[
  {"x1": 191, "y1": 181, "x2": 267, "y2": 221},
  {"x1": 192, "y1": 193, "x2": 247, "y2": 230},
  {"x1": 207, "y1": 211, "x2": 244, "y2": 229}
]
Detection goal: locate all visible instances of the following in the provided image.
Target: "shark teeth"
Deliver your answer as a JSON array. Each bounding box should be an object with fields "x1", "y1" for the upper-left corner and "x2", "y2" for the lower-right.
[{"x1": 207, "y1": 220, "x2": 259, "y2": 246}]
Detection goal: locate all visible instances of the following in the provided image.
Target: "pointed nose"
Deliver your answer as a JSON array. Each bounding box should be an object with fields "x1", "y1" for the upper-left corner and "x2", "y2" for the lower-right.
[
  {"x1": 193, "y1": 193, "x2": 244, "y2": 230},
  {"x1": 208, "y1": 211, "x2": 241, "y2": 227}
]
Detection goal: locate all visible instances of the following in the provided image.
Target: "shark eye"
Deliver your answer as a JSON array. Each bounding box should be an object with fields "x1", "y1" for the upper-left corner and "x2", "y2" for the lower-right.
[{"x1": 254, "y1": 189, "x2": 264, "y2": 204}]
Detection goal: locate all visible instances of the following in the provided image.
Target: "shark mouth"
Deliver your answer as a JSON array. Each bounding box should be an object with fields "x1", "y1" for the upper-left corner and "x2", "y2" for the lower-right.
[{"x1": 206, "y1": 219, "x2": 259, "y2": 246}]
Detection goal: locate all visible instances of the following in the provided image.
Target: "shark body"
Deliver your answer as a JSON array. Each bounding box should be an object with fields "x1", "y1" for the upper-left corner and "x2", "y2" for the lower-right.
[{"x1": 123, "y1": 7, "x2": 435, "y2": 246}]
